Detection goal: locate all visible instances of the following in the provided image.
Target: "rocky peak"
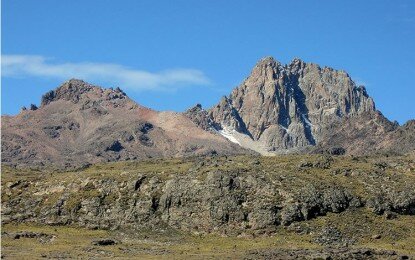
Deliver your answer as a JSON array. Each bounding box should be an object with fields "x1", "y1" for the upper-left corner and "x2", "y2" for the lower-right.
[
  {"x1": 41, "y1": 79, "x2": 94, "y2": 106},
  {"x1": 40, "y1": 79, "x2": 127, "y2": 107},
  {"x1": 186, "y1": 103, "x2": 203, "y2": 113},
  {"x1": 248, "y1": 56, "x2": 286, "y2": 83},
  {"x1": 208, "y1": 56, "x2": 379, "y2": 153},
  {"x1": 288, "y1": 58, "x2": 306, "y2": 74},
  {"x1": 185, "y1": 104, "x2": 219, "y2": 131},
  {"x1": 256, "y1": 56, "x2": 280, "y2": 66},
  {"x1": 290, "y1": 57, "x2": 304, "y2": 64}
]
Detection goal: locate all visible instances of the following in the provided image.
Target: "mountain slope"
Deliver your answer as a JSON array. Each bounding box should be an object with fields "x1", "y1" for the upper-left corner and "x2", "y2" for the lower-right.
[{"x1": 1, "y1": 79, "x2": 249, "y2": 168}]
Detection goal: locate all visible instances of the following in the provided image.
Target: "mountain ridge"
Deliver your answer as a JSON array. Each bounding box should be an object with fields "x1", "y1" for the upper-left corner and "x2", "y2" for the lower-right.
[{"x1": 2, "y1": 57, "x2": 414, "y2": 168}]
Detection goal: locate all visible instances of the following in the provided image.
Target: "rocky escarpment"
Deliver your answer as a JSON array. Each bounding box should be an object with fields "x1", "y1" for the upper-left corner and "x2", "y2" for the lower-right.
[
  {"x1": 2, "y1": 154, "x2": 414, "y2": 235},
  {"x1": 1, "y1": 79, "x2": 249, "y2": 169},
  {"x1": 205, "y1": 57, "x2": 413, "y2": 155}
]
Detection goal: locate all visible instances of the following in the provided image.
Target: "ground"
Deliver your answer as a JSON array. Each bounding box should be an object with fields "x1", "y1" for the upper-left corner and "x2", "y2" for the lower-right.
[
  {"x1": 1, "y1": 154, "x2": 415, "y2": 259},
  {"x1": 2, "y1": 209, "x2": 414, "y2": 259}
]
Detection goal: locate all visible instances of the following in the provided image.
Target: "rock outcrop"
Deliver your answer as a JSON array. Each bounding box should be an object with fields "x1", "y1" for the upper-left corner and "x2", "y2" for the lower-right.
[
  {"x1": 2, "y1": 154, "x2": 414, "y2": 234},
  {"x1": 184, "y1": 104, "x2": 217, "y2": 132}
]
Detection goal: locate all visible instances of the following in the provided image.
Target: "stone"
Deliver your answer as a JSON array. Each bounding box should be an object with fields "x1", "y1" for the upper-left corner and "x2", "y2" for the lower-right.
[
  {"x1": 29, "y1": 104, "x2": 38, "y2": 110},
  {"x1": 314, "y1": 226, "x2": 354, "y2": 246},
  {"x1": 384, "y1": 211, "x2": 397, "y2": 220},
  {"x1": 326, "y1": 147, "x2": 346, "y2": 155},
  {"x1": 105, "y1": 141, "x2": 124, "y2": 152},
  {"x1": 8, "y1": 231, "x2": 55, "y2": 243},
  {"x1": 372, "y1": 234, "x2": 381, "y2": 239},
  {"x1": 92, "y1": 239, "x2": 117, "y2": 246}
]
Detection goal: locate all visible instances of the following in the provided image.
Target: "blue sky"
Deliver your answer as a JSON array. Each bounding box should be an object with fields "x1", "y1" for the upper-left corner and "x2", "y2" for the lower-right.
[{"x1": 2, "y1": 0, "x2": 415, "y2": 123}]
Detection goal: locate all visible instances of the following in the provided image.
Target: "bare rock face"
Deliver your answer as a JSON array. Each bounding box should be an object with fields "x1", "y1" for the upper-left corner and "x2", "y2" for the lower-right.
[
  {"x1": 1, "y1": 79, "x2": 249, "y2": 169},
  {"x1": 207, "y1": 57, "x2": 412, "y2": 155}
]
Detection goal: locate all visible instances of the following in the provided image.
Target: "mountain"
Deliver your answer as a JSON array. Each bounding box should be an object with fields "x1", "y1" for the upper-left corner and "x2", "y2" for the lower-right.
[
  {"x1": 2, "y1": 60, "x2": 415, "y2": 258},
  {"x1": 2, "y1": 58, "x2": 414, "y2": 168},
  {"x1": 204, "y1": 57, "x2": 414, "y2": 155},
  {"x1": 1, "y1": 79, "x2": 248, "y2": 169}
]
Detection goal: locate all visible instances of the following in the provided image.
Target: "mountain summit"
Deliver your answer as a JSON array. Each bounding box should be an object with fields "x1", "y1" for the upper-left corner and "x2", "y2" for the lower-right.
[{"x1": 203, "y1": 57, "x2": 412, "y2": 155}]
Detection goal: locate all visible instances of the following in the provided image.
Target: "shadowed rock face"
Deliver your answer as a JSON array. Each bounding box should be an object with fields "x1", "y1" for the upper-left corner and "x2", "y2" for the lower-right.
[
  {"x1": 1, "y1": 79, "x2": 249, "y2": 169},
  {"x1": 207, "y1": 57, "x2": 413, "y2": 154}
]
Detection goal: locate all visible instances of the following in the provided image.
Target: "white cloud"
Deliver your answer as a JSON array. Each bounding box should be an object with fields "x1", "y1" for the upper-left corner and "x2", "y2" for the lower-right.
[{"x1": 1, "y1": 55, "x2": 211, "y2": 91}]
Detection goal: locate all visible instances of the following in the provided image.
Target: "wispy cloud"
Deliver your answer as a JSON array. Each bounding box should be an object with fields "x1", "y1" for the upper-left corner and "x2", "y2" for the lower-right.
[{"x1": 2, "y1": 55, "x2": 211, "y2": 91}]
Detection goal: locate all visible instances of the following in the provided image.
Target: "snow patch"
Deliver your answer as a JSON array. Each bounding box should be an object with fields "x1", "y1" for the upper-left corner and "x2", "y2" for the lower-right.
[{"x1": 218, "y1": 127, "x2": 240, "y2": 145}]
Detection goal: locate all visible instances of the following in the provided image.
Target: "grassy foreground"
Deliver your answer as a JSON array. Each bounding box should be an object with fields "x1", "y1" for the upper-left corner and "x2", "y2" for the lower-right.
[
  {"x1": 2, "y1": 154, "x2": 415, "y2": 259},
  {"x1": 2, "y1": 209, "x2": 414, "y2": 259}
]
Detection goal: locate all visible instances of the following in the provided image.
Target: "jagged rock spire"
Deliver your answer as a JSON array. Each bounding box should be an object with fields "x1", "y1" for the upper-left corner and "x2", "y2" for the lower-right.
[{"x1": 208, "y1": 56, "x2": 376, "y2": 153}]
